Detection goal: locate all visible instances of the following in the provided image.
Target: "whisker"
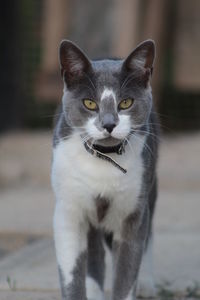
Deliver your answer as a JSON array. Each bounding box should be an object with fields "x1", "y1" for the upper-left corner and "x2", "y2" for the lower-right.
[
  {"x1": 59, "y1": 125, "x2": 86, "y2": 130},
  {"x1": 57, "y1": 136, "x2": 69, "y2": 143},
  {"x1": 83, "y1": 72, "x2": 96, "y2": 91},
  {"x1": 80, "y1": 134, "x2": 90, "y2": 143},
  {"x1": 132, "y1": 129, "x2": 161, "y2": 142},
  {"x1": 39, "y1": 111, "x2": 64, "y2": 119},
  {"x1": 120, "y1": 73, "x2": 140, "y2": 90},
  {"x1": 78, "y1": 84, "x2": 96, "y2": 97},
  {"x1": 132, "y1": 133, "x2": 155, "y2": 159},
  {"x1": 150, "y1": 111, "x2": 172, "y2": 120},
  {"x1": 90, "y1": 138, "x2": 96, "y2": 148},
  {"x1": 131, "y1": 121, "x2": 171, "y2": 132},
  {"x1": 125, "y1": 137, "x2": 135, "y2": 156}
]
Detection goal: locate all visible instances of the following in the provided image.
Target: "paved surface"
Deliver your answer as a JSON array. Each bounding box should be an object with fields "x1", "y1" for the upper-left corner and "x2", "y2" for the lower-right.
[
  {"x1": 0, "y1": 291, "x2": 197, "y2": 300},
  {"x1": 0, "y1": 290, "x2": 60, "y2": 300},
  {"x1": 0, "y1": 131, "x2": 200, "y2": 299}
]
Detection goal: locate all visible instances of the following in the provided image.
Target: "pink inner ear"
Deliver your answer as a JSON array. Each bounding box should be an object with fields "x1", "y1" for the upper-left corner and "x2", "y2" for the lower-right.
[
  {"x1": 125, "y1": 41, "x2": 155, "y2": 73},
  {"x1": 61, "y1": 56, "x2": 86, "y2": 80},
  {"x1": 67, "y1": 50, "x2": 84, "y2": 73},
  {"x1": 144, "y1": 51, "x2": 154, "y2": 69},
  {"x1": 134, "y1": 49, "x2": 153, "y2": 69},
  {"x1": 59, "y1": 41, "x2": 92, "y2": 84},
  {"x1": 69, "y1": 60, "x2": 84, "y2": 74}
]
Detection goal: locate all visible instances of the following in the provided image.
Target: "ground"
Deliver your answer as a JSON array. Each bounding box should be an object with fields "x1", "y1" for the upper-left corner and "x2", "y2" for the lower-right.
[{"x1": 0, "y1": 131, "x2": 200, "y2": 299}]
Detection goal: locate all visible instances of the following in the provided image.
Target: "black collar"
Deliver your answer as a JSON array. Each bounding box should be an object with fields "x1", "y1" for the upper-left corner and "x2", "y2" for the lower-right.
[
  {"x1": 92, "y1": 142, "x2": 125, "y2": 155},
  {"x1": 83, "y1": 140, "x2": 127, "y2": 174}
]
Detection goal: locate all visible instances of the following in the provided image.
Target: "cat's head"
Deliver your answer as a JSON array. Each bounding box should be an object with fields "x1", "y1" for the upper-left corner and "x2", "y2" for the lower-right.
[{"x1": 59, "y1": 39, "x2": 155, "y2": 146}]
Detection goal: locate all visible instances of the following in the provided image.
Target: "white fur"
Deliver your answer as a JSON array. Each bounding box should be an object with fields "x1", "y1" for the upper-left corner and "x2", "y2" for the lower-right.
[
  {"x1": 101, "y1": 88, "x2": 116, "y2": 103},
  {"x1": 52, "y1": 131, "x2": 145, "y2": 290},
  {"x1": 137, "y1": 237, "x2": 156, "y2": 298},
  {"x1": 53, "y1": 201, "x2": 88, "y2": 285},
  {"x1": 86, "y1": 277, "x2": 104, "y2": 300},
  {"x1": 112, "y1": 115, "x2": 131, "y2": 140},
  {"x1": 104, "y1": 242, "x2": 113, "y2": 292},
  {"x1": 85, "y1": 115, "x2": 131, "y2": 141},
  {"x1": 124, "y1": 287, "x2": 135, "y2": 300},
  {"x1": 85, "y1": 117, "x2": 108, "y2": 140}
]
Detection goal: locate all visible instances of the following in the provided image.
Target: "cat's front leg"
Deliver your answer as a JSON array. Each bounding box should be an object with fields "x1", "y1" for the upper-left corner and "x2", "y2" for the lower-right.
[
  {"x1": 136, "y1": 236, "x2": 156, "y2": 298},
  {"x1": 54, "y1": 201, "x2": 88, "y2": 300},
  {"x1": 112, "y1": 209, "x2": 149, "y2": 300}
]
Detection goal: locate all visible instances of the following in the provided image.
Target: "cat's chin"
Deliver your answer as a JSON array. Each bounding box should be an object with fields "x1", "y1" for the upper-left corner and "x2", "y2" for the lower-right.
[{"x1": 93, "y1": 137, "x2": 122, "y2": 147}]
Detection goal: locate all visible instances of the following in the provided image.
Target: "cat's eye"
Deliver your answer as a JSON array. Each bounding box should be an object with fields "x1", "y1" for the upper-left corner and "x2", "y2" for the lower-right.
[
  {"x1": 118, "y1": 98, "x2": 134, "y2": 110},
  {"x1": 83, "y1": 99, "x2": 98, "y2": 111}
]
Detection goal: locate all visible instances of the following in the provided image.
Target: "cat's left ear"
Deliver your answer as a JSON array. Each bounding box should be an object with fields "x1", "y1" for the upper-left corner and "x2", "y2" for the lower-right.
[{"x1": 122, "y1": 39, "x2": 155, "y2": 83}]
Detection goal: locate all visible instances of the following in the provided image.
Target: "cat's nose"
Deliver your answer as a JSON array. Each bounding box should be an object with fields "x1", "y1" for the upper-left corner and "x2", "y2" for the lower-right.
[
  {"x1": 103, "y1": 123, "x2": 116, "y2": 133},
  {"x1": 102, "y1": 113, "x2": 117, "y2": 133}
]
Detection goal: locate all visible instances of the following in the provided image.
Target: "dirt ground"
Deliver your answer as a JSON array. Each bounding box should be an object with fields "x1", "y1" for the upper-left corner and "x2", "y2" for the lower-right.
[{"x1": 0, "y1": 131, "x2": 200, "y2": 299}]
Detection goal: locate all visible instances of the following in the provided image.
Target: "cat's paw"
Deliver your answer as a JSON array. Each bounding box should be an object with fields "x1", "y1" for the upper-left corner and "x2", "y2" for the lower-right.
[{"x1": 136, "y1": 277, "x2": 156, "y2": 298}]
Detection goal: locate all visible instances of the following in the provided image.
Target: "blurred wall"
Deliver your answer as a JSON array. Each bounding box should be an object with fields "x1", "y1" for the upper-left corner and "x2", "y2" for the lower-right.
[{"x1": 1, "y1": 0, "x2": 200, "y2": 132}]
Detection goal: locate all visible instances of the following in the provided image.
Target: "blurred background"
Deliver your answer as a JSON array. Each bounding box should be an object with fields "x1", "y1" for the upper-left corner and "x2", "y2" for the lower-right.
[
  {"x1": 0, "y1": 1, "x2": 200, "y2": 299},
  {"x1": 1, "y1": 0, "x2": 200, "y2": 132}
]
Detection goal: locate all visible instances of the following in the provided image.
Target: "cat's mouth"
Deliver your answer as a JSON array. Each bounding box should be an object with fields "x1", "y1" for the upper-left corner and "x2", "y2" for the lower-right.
[
  {"x1": 86, "y1": 139, "x2": 124, "y2": 154},
  {"x1": 93, "y1": 136, "x2": 122, "y2": 147},
  {"x1": 84, "y1": 131, "x2": 128, "y2": 150}
]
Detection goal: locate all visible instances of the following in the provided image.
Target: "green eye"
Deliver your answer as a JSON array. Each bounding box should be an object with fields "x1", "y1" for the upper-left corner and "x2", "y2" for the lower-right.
[
  {"x1": 83, "y1": 99, "x2": 98, "y2": 110},
  {"x1": 119, "y1": 98, "x2": 134, "y2": 110}
]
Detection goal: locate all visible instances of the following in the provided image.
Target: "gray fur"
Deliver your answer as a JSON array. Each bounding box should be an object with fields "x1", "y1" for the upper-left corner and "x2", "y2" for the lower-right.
[
  {"x1": 87, "y1": 225, "x2": 105, "y2": 289},
  {"x1": 112, "y1": 208, "x2": 149, "y2": 300},
  {"x1": 59, "y1": 252, "x2": 87, "y2": 300},
  {"x1": 95, "y1": 195, "x2": 110, "y2": 222},
  {"x1": 141, "y1": 109, "x2": 159, "y2": 247},
  {"x1": 53, "y1": 39, "x2": 159, "y2": 299},
  {"x1": 54, "y1": 40, "x2": 154, "y2": 148},
  {"x1": 53, "y1": 108, "x2": 72, "y2": 147},
  {"x1": 98, "y1": 94, "x2": 119, "y2": 133}
]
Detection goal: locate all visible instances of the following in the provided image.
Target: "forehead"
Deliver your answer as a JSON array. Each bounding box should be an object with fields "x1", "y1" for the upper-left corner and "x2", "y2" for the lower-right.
[{"x1": 91, "y1": 59, "x2": 122, "y2": 91}]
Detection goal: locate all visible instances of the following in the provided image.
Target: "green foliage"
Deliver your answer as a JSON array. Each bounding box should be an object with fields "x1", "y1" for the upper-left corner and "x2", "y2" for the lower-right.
[
  {"x1": 7, "y1": 276, "x2": 17, "y2": 291},
  {"x1": 157, "y1": 282, "x2": 175, "y2": 299},
  {"x1": 18, "y1": 0, "x2": 44, "y2": 127},
  {"x1": 186, "y1": 282, "x2": 200, "y2": 298}
]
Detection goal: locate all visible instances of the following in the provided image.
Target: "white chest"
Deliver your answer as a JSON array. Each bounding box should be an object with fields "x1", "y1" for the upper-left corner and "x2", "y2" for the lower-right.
[{"x1": 51, "y1": 133, "x2": 144, "y2": 232}]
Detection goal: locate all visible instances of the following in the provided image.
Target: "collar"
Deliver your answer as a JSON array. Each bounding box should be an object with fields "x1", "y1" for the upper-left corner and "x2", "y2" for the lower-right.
[
  {"x1": 83, "y1": 140, "x2": 127, "y2": 174},
  {"x1": 92, "y1": 141, "x2": 125, "y2": 155}
]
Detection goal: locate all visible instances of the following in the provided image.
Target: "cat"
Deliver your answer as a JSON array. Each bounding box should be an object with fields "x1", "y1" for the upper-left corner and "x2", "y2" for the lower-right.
[{"x1": 51, "y1": 39, "x2": 159, "y2": 300}]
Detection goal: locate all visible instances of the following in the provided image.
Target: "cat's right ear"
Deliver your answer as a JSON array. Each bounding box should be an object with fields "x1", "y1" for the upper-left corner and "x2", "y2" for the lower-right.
[{"x1": 59, "y1": 40, "x2": 92, "y2": 86}]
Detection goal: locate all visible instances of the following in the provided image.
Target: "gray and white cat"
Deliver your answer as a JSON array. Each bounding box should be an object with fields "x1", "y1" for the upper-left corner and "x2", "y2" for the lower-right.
[{"x1": 51, "y1": 39, "x2": 159, "y2": 300}]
